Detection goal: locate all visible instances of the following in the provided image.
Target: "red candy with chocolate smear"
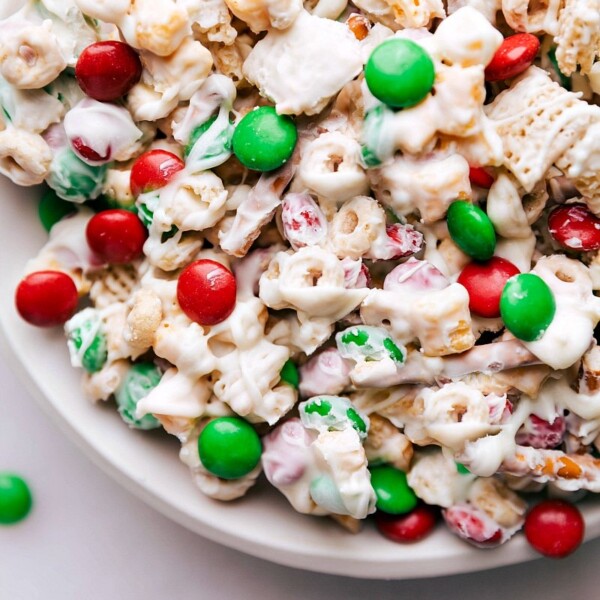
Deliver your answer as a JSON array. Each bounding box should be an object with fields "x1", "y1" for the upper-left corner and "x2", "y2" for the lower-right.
[
  {"x1": 76, "y1": 41, "x2": 142, "y2": 102},
  {"x1": 457, "y1": 257, "x2": 520, "y2": 318},
  {"x1": 15, "y1": 271, "x2": 78, "y2": 327},
  {"x1": 548, "y1": 203, "x2": 600, "y2": 251},
  {"x1": 130, "y1": 150, "x2": 185, "y2": 198},
  {"x1": 524, "y1": 500, "x2": 584, "y2": 558},
  {"x1": 485, "y1": 34, "x2": 540, "y2": 82}
]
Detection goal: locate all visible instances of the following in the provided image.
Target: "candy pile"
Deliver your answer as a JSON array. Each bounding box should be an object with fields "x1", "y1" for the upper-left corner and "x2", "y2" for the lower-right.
[{"x1": 2, "y1": 0, "x2": 600, "y2": 558}]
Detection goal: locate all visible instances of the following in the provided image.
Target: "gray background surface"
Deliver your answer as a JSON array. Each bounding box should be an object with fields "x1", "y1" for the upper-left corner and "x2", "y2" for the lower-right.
[{"x1": 2, "y1": 358, "x2": 600, "y2": 600}]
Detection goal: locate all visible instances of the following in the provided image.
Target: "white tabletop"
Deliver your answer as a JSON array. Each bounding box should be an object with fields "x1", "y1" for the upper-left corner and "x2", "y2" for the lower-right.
[{"x1": 2, "y1": 358, "x2": 600, "y2": 600}]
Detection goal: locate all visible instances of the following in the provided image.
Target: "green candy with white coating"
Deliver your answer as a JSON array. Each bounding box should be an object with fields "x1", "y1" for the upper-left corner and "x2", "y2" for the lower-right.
[
  {"x1": 115, "y1": 363, "x2": 162, "y2": 430},
  {"x1": 185, "y1": 113, "x2": 234, "y2": 172},
  {"x1": 65, "y1": 308, "x2": 107, "y2": 374},
  {"x1": 309, "y1": 475, "x2": 347, "y2": 515},
  {"x1": 361, "y1": 105, "x2": 395, "y2": 167},
  {"x1": 47, "y1": 147, "x2": 107, "y2": 203},
  {"x1": 336, "y1": 326, "x2": 406, "y2": 365},
  {"x1": 299, "y1": 395, "x2": 369, "y2": 441}
]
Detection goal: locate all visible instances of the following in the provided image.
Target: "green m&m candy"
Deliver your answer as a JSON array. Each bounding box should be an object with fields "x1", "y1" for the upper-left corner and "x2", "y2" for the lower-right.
[
  {"x1": 232, "y1": 106, "x2": 297, "y2": 172},
  {"x1": 447, "y1": 200, "x2": 496, "y2": 261},
  {"x1": 369, "y1": 465, "x2": 418, "y2": 515},
  {"x1": 364, "y1": 39, "x2": 435, "y2": 109},
  {"x1": 198, "y1": 417, "x2": 262, "y2": 480},
  {"x1": 500, "y1": 273, "x2": 556, "y2": 342},
  {"x1": 38, "y1": 188, "x2": 76, "y2": 232},
  {"x1": 0, "y1": 473, "x2": 32, "y2": 525},
  {"x1": 280, "y1": 359, "x2": 299, "y2": 389},
  {"x1": 115, "y1": 363, "x2": 162, "y2": 430}
]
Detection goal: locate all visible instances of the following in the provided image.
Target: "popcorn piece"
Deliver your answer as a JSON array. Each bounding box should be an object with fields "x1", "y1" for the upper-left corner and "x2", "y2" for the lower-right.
[
  {"x1": 370, "y1": 153, "x2": 471, "y2": 224},
  {"x1": 407, "y1": 450, "x2": 473, "y2": 507},
  {"x1": 361, "y1": 260, "x2": 475, "y2": 357},
  {"x1": 128, "y1": 37, "x2": 213, "y2": 122},
  {"x1": 352, "y1": 0, "x2": 444, "y2": 29},
  {"x1": 187, "y1": 0, "x2": 237, "y2": 44},
  {"x1": 501, "y1": 0, "x2": 563, "y2": 34},
  {"x1": 243, "y1": 11, "x2": 363, "y2": 115},
  {"x1": 82, "y1": 359, "x2": 129, "y2": 402},
  {"x1": 224, "y1": 0, "x2": 302, "y2": 32},
  {"x1": 364, "y1": 414, "x2": 413, "y2": 471},
  {"x1": 447, "y1": 0, "x2": 501, "y2": 22}
]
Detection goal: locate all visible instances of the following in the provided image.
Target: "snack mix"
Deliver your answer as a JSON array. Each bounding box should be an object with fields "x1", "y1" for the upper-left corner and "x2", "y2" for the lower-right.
[{"x1": 3, "y1": 0, "x2": 600, "y2": 558}]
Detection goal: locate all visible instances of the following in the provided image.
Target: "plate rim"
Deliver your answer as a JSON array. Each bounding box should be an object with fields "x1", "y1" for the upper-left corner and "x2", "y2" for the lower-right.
[{"x1": 2, "y1": 178, "x2": 598, "y2": 579}]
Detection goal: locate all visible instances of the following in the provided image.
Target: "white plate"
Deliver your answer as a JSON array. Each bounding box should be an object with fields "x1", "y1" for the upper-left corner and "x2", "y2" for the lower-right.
[{"x1": 1, "y1": 177, "x2": 598, "y2": 579}]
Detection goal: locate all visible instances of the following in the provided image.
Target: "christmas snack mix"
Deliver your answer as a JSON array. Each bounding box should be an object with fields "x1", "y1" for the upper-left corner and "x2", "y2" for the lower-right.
[{"x1": 4, "y1": 0, "x2": 600, "y2": 558}]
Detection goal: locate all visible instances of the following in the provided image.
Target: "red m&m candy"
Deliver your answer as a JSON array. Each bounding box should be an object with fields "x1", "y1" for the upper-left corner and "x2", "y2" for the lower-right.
[
  {"x1": 485, "y1": 34, "x2": 540, "y2": 82},
  {"x1": 469, "y1": 166, "x2": 495, "y2": 189},
  {"x1": 130, "y1": 150, "x2": 185, "y2": 198},
  {"x1": 548, "y1": 203, "x2": 600, "y2": 251},
  {"x1": 524, "y1": 500, "x2": 584, "y2": 558},
  {"x1": 86, "y1": 209, "x2": 147, "y2": 264},
  {"x1": 177, "y1": 259, "x2": 237, "y2": 326},
  {"x1": 457, "y1": 257, "x2": 520, "y2": 318},
  {"x1": 15, "y1": 271, "x2": 78, "y2": 327},
  {"x1": 375, "y1": 504, "x2": 437, "y2": 543},
  {"x1": 76, "y1": 41, "x2": 142, "y2": 102}
]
